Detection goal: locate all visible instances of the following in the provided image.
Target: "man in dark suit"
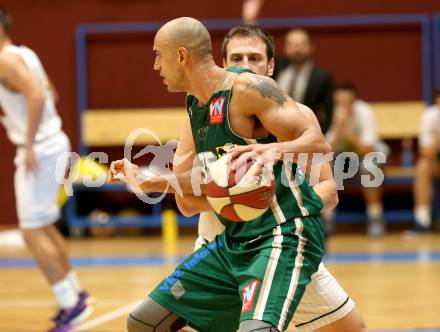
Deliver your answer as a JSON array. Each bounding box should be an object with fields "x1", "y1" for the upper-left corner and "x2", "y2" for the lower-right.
[{"x1": 276, "y1": 29, "x2": 334, "y2": 133}]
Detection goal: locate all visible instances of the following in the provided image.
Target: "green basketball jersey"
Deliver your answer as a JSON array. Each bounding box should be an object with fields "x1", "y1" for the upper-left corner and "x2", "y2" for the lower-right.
[{"x1": 186, "y1": 68, "x2": 323, "y2": 239}]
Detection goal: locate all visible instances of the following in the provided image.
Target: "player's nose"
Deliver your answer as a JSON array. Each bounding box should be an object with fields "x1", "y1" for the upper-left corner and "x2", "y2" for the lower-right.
[
  {"x1": 241, "y1": 58, "x2": 250, "y2": 70},
  {"x1": 153, "y1": 59, "x2": 160, "y2": 71}
]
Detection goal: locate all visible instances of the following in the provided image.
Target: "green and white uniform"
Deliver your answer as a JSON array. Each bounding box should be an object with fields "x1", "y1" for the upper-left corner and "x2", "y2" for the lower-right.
[{"x1": 150, "y1": 68, "x2": 326, "y2": 331}]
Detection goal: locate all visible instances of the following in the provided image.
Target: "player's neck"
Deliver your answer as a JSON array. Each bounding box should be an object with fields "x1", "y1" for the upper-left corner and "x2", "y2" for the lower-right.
[{"x1": 187, "y1": 59, "x2": 225, "y2": 105}]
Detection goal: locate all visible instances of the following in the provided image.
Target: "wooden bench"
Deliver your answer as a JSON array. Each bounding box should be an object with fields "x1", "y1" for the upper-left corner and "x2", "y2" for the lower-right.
[
  {"x1": 81, "y1": 101, "x2": 426, "y2": 146},
  {"x1": 82, "y1": 107, "x2": 187, "y2": 146}
]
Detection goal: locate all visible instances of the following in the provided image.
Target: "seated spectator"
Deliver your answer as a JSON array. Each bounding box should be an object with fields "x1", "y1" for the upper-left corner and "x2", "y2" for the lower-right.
[
  {"x1": 412, "y1": 89, "x2": 440, "y2": 233},
  {"x1": 325, "y1": 83, "x2": 389, "y2": 236}
]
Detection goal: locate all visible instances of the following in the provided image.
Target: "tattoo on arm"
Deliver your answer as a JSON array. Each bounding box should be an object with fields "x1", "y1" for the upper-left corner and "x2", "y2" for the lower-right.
[{"x1": 250, "y1": 76, "x2": 287, "y2": 106}]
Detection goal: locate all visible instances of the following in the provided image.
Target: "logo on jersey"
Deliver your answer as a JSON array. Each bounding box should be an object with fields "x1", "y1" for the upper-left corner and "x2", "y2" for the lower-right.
[
  {"x1": 215, "y1": 143, "x2": 236, "y2": 158},
  {"x1": 209, "y1": 96, "x2": 226, "y2": 124},
  {"x1": 241, "y1": 279, "x2": 259, "y2": 313},
  {"x1": 197, "y1": 126, "x2": 209, "y2": 140}
]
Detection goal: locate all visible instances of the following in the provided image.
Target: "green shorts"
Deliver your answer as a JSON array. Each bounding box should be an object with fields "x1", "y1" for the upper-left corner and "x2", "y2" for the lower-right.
[{"x1": 150, "y1": 215, "x2": 325, "y2": 332}]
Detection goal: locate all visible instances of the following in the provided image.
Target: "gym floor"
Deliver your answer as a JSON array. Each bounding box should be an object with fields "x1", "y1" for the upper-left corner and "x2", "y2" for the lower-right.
[{"x1": 0, "y1": 230, "x2": 439, "y2": 332}]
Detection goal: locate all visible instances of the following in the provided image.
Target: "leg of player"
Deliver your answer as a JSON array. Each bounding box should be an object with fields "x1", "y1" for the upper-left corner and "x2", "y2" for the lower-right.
[
  {"x1": 291, "y1": 263, "x2": 368, "y2": 332},
  {"x1": 239, "y1": 320, "x2": 280, "y2": 331},
  {"x1": 16, "y1": 143, "x2": 92, "y2": 331},
  {"x1": 413, "y1": 156, "x2": 434, "y2": 231},
  {"x1": 22, "y1": 226, "x2": 69, "y2": 284},
  {"x1": 315, "y1": 308, "x2": 368, "y2": 332},
  {"x1": 44, "y1": 224, "x2": 72, "y2": 272},
  {"x1": 362, "y1": 187, "x2": 385, "y2": 237},
  {"x1": 45, "y1": 224, "x2": 93, "y2": 305},
  {"x1": 127, "y1": 297, "x2": 187, "y2": 332},
  {"x1": 21, "y1": 226, "x2": 92, "y2": 328}
]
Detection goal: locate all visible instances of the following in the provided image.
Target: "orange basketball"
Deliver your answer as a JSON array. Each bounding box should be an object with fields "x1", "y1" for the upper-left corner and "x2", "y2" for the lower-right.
[{"x1": 206, "y1": 154, "x2": 276, "y2": 222}]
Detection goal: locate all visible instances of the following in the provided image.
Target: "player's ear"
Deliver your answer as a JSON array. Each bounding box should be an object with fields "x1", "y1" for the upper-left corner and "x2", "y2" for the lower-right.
[
  {"x1": 177, "y1": 47, "x2": 189, "y2": 66},
  {"x1": 222, "y1": 58, "x2": 227, "y2": 69},
  {"x1": 267, "y1": 58, "x2": 275, "y2": 77}
]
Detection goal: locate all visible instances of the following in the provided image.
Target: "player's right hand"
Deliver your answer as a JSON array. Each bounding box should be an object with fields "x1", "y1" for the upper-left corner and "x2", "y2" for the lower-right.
[
  {"x1": 107, "y1": 158, "x2": 141, "y2": 184},
  {"x1": 25, "y1": 146, "x2": 39, "y2": 175}
]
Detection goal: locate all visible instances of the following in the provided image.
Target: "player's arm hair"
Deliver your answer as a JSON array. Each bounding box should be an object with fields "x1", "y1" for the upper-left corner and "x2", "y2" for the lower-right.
[
  {"x1": 233, "y1": 74, "x2": 331, "y2": 158},
  {"x1": 170, "y1": 117, "x2": 211, "y2": 216},
  {"x1": 137, "y1": 170, "x2": 199, "y2": 194},
  {"x1": 0, "y1": 53, "x2": 45, "y2": 148}
]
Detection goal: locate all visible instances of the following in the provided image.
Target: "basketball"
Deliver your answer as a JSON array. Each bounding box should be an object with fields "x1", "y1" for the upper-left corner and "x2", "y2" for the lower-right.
[{"x1": 206, "y1": 154, "x2": 276, "y2": 222}]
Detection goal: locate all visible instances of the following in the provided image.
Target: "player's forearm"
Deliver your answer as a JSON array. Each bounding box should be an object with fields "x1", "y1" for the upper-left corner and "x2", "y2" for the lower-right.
[
  {"x1": 175, "y1": 193, "x2": 212, "y2": 217},
  {"x1": 274, "y1": 127, "x2": 332, "y2": 161},
  {"x1": 313, "y1": 179, "x2": 339, "y2": 212},
  {"x1": 138, "y1": 170, "x2": 206, "y2": 195},
  {"x1": 25, "y1": 92, "x2": 45, "y2": 147}
]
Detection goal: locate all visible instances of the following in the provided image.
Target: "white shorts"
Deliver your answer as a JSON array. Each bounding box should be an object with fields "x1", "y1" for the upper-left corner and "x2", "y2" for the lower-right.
[
  {"x1": 292, "y1": 263, "x2": 355, "y2": 331},
  {"x1": 14, "y1": 132, "x2": 70, "y2": 229},
  {"x1": 195, "y1": 213, "x2": 355, "y2": 331},
  {"x1": 419, "y1": 106, "x2": 440, "y2": 149}
]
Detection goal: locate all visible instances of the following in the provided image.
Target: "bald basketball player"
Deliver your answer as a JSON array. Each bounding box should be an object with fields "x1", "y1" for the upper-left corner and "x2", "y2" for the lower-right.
[
  {"x1": 109, "y1": 17, "x2": 333, "y2": 332},
  {"x1": 110, "y1": 25, "x2": 362, "y2": 332}
]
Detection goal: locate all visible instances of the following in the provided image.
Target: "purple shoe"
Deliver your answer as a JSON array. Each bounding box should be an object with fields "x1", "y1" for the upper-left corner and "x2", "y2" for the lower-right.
[
  {"x1": 48, "y1": 321, "x2": 73, "y2": 332},
  {"x1": 48, "y1": 296, "x2": 93, "y2": 332},
  {"x1": 78, "y1": 290, "x2": 95, "y2": 306}
]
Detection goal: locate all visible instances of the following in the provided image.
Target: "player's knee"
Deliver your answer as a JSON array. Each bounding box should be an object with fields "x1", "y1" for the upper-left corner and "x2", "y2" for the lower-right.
[
  {"x1": 127, "y1": 297, "x2": 186, "y2": 332},
  {"x1": 239, "y1": 319, "x2": 280, "y2": 332},
  {"x1": 356, "y1": 320, "x2": 369, "y2": 332},
  {"x1": 127, "y1": 312, "x2": 154, "y2": 332}
]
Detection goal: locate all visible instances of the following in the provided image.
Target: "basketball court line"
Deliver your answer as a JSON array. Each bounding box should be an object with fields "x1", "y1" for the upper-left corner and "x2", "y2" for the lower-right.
[
  {"x1": 74, "y1": 299, "x2": 143, "y2": 332},
  {"x1": 1, "y1": 251, "x2": 440, "y2": 269},
  {"x1": 0, "y1": 298, "x2": 134, "y2": 307},
  {"x1": 72, "y1": 298, "x2": 440, "y2": 332},
  {"x1": 70, "y1": 297, "x2": 440, "y2": 332}
]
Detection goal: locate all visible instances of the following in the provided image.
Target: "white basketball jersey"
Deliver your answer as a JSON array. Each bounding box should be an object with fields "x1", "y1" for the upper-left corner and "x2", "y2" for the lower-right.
[
  {"x1": 198, "y1": 211, "x2": 225, "y2": 242},
  {"x1": 0, "y1": 45, "x2": 61, "y2": 145}
]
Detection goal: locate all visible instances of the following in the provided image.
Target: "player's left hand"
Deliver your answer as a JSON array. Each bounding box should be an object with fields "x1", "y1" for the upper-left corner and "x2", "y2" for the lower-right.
[
  {"x1": 228, "y1": 143, "x2": 279, "y2": 176},
  {"x1": 24, "y1": 147, "x2": 38, "y2": 175}
]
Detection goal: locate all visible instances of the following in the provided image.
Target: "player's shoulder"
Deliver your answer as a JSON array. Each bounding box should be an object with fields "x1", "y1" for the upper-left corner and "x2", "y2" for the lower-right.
[
  {"x1": 296, "y1": 102, "x2": 313, "y2": 113},
  {"x1": 233, "y1": 72, "x2": 279, "y2": 96},
  {"x1": 0, "y1": 49, "x2": 23, "y2": 68},
  {"x1": 0, "y1": 52, "x2": 18, "y2": 75}
]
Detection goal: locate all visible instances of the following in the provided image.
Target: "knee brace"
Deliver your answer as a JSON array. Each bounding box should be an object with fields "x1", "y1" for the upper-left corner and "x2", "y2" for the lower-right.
[
  {"x1": 127, "y1": 297, "x2": 186, "y2": 332},
  {"x1": 239, "y1": 319, "x2": 280, "y2": 332}
]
